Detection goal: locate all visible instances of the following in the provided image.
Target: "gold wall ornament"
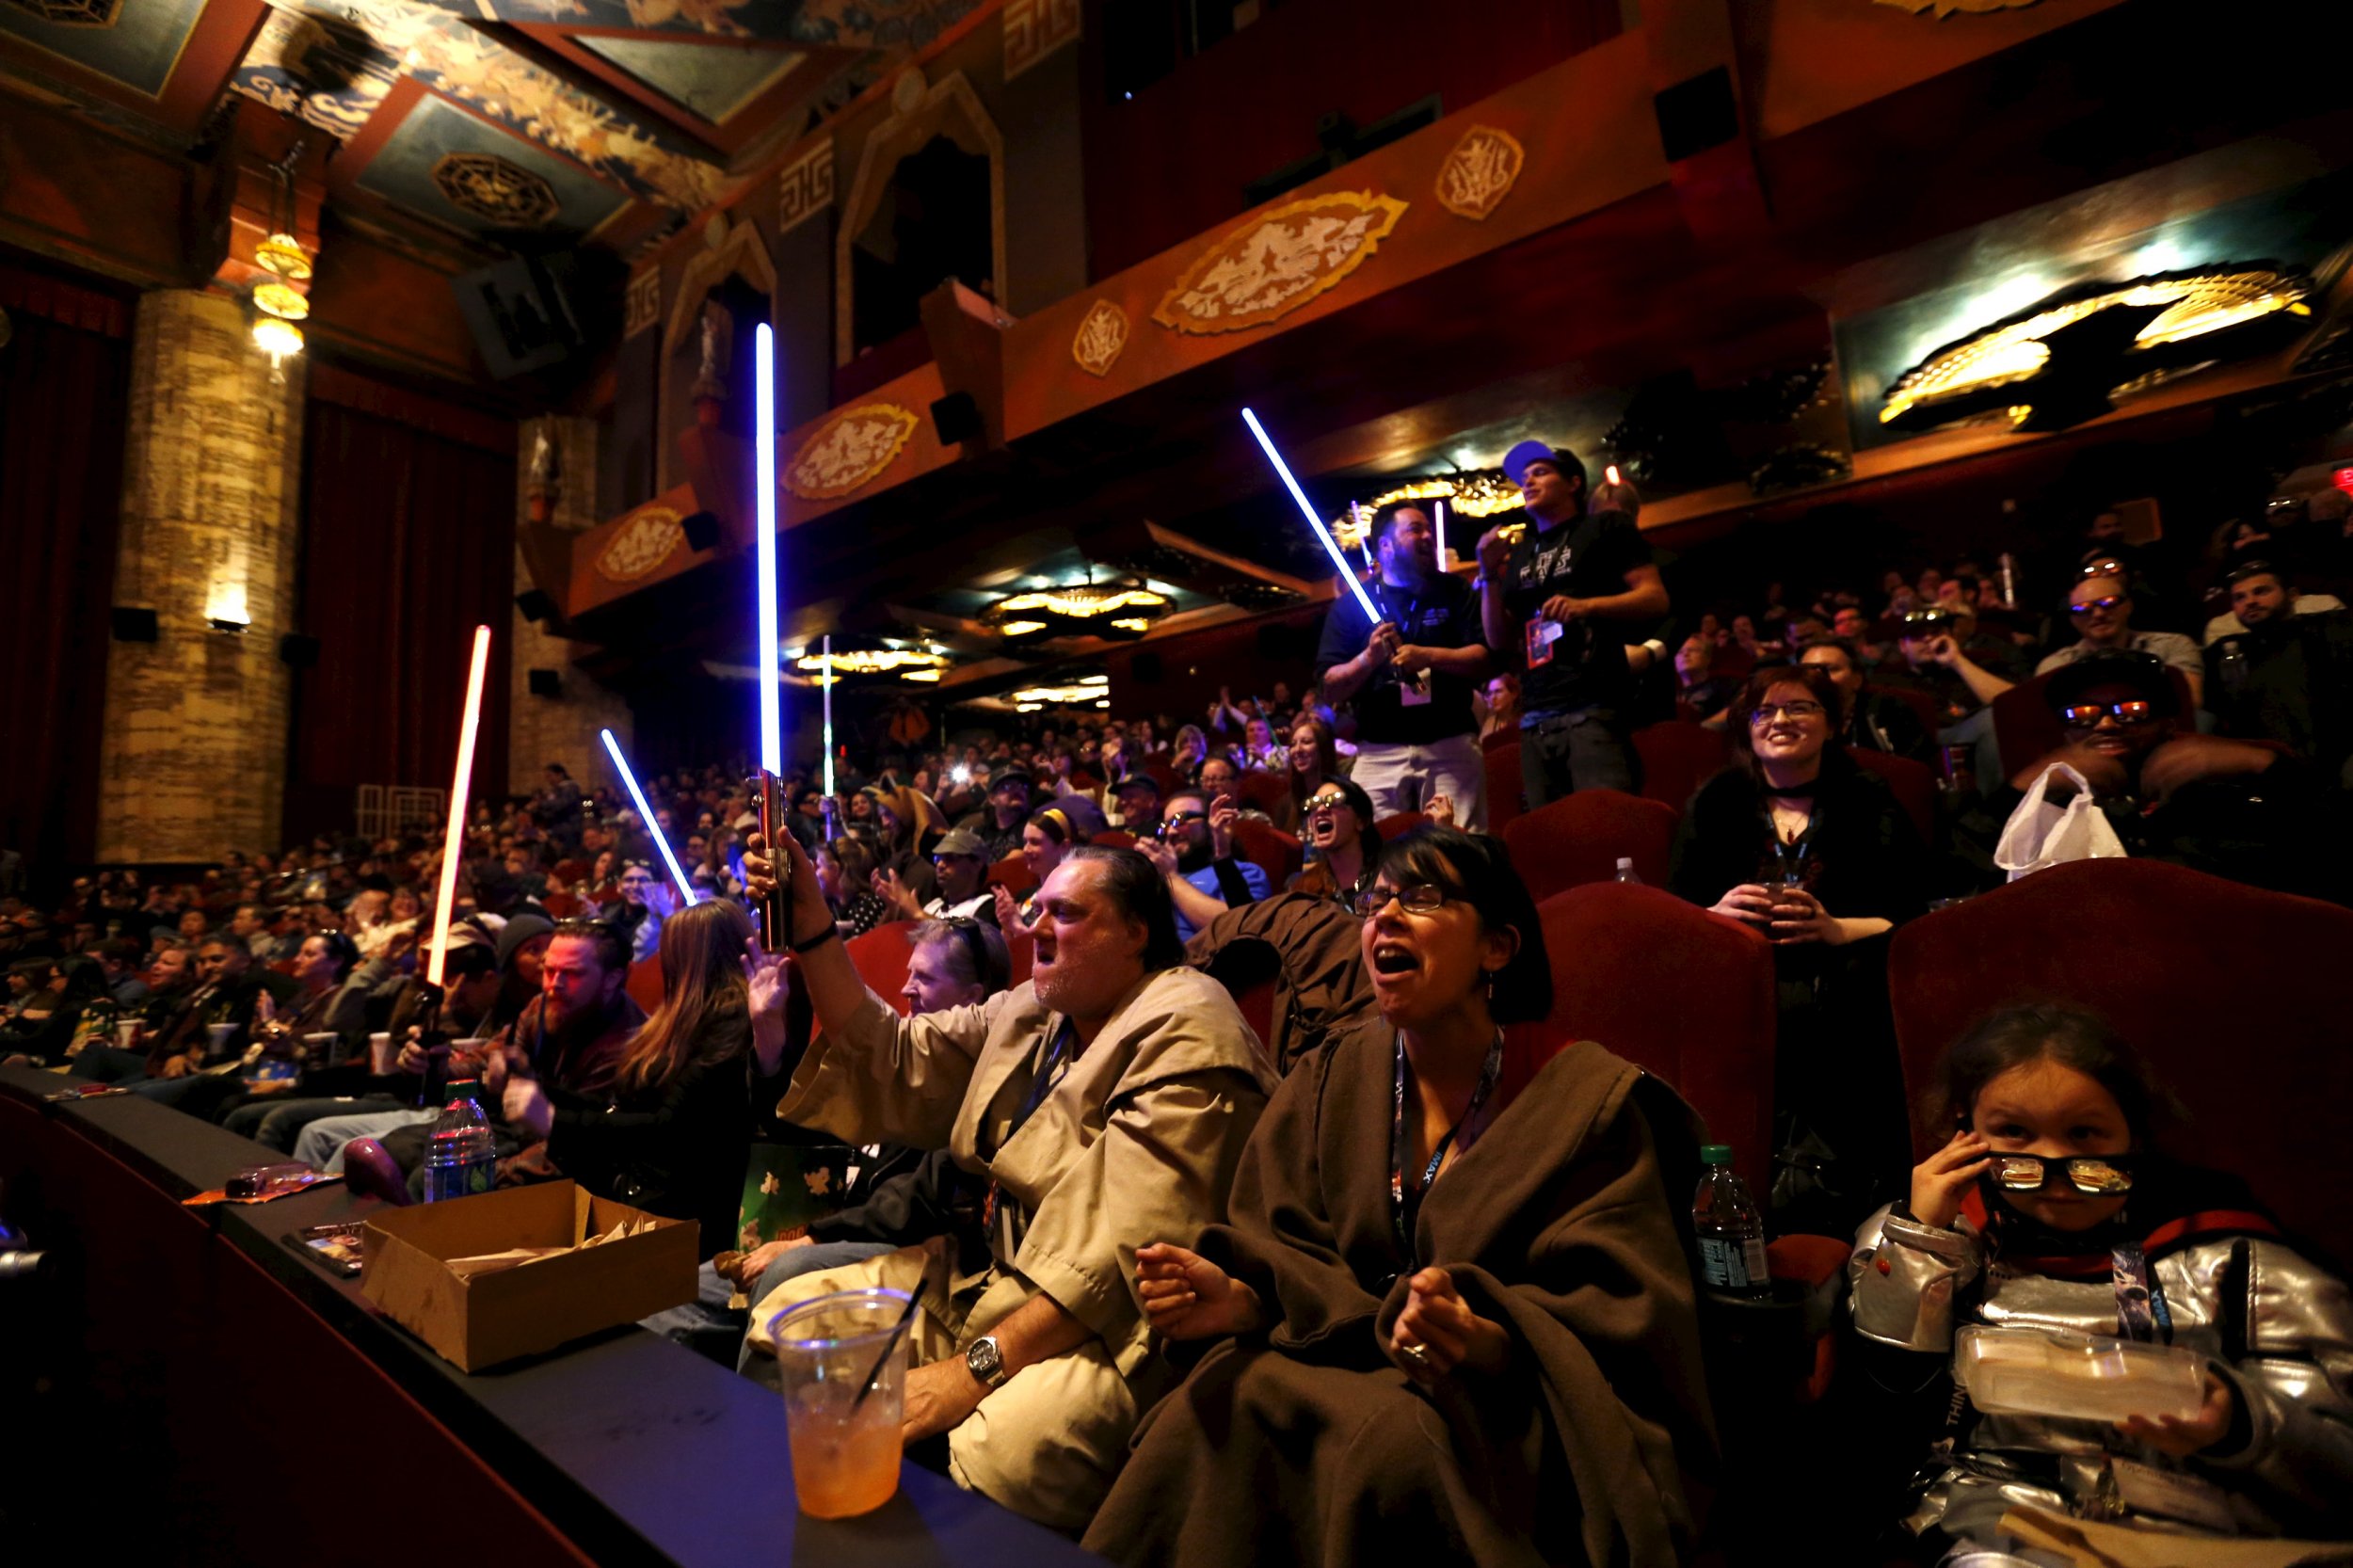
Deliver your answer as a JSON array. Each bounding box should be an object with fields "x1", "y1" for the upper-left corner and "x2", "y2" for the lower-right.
[
  {"x1": 1434, "y1": 126, "x2": 1524, "y2": 221},
  {"x1": 1152, "y1": 190, "x2": 1410, "y2": 336},
  {"x1": 431, "y1": 152, "x2": 560, "y2": 227},
  {"x1": 1873, "y1": 0, "x2": 2042, "y2": 15},
  {"x1": 784, "y1": 403, "x2": 921, "y2": 500},
  {"x1": 1071, "y1": 299, "x2": 1129, "y2": 377},
  {"x1": 596, "y1": 506, "x2": 687, "y2": 583}
]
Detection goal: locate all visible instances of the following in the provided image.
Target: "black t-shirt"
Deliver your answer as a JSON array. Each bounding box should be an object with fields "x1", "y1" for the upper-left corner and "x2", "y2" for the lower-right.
[
  {"x1": 1315, "y1": 573, "x2": 1483, "y2": 746},
  {"x1": 1501, "y1": 510, "x2": 1650, "y2": 714}
]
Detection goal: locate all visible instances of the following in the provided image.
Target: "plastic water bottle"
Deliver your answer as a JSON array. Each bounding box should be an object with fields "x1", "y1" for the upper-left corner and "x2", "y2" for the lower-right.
[
  {"x1": 1612, "y1": 856, "x2": 1642, "y2": 885},
  {"x1": 1692, "y1": 1144, "x2": 1770, "y2": 1298},
  {"x1": 422, "y1": 1084, "x2": 497, "y2": 1204}
]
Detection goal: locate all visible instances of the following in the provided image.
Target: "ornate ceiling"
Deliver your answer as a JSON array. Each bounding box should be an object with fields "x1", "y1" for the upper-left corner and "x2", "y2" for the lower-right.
[{"x1": 0, "y1": 0, "x2": 980, "y2": 253}]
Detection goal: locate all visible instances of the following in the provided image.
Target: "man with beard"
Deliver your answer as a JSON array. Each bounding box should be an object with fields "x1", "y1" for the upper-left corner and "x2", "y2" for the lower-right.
[
  {"x1": 352, "y1": 920, "x2": 647, "y2": 1193},
  {"x1": 1140, "y1": 788, "x2": 1269, "y2": 943},
  {"x1": 2205, "y1": 561, "x2": 2353, "y2": 785},
  {"x1": 1977, "y1": 651, "x2": 2343, "y2": 899},
  {"x1": 1317, "y1": 501, "x2": 1492, "y2": 826},
  {"x1": 737, "y1": 832, "x2": 1274, "y2": 1532},
  {"x1": 971, "y1": 772, "x2": 1034, "y2": 863}
]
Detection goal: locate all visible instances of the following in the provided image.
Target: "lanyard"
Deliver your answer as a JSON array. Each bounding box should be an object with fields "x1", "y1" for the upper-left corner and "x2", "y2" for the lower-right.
[
  {"x1": 982, "y1": 1020, "x2": 1077, "y2": 1235},
  {"x1": 1388, "y1": 1030, "x2": 1503, "y2": 1268}
]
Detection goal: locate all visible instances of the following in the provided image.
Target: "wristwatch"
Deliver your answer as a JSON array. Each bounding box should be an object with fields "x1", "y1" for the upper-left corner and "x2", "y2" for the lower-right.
[{"x1": 965, "y1": 1335, "x2": 1010, "y2": 1390}]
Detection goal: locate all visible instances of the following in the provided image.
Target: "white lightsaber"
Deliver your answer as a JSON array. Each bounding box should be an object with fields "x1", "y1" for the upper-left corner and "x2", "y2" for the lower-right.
[
  {"x1": 820, "y1": 633, "x2": 836, "y2": 798},
  {"x1": 1241, "y1": 408, "x2": 1379, "y2": 624},
  {"x1": 426, "y1": 624, "x2": 491, "y2": 989},
  {"x1": 1351, "y1": 501, "x2": 1372, "y2": 570},
  {"x1": 755, "y1": 323, "x2": 782, "y2": 776},
  {"x1": 601, "y1": 728, "x2": 696, "y2": 905},
  {"x1": 1433, "y1": 497, "x2": 1449, "y2": 571}
]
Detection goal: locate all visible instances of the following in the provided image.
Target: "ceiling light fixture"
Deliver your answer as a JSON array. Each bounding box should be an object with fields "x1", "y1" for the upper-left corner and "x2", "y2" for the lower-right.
[
  {"x1": 252, "y1": 280, "x2": 310, "y2": 322},
  {"x1": 982, "y1": 579, "x2": 1169, "y2": 641},
  {"x1": 1328, "y1": 470, "x2": 1526, "y2": 549},
  {"x1": 250, "y1": 315, "x2": 304, "y2": 371},
  {"x1": 1010, "y1": 674, "x2": 1112, "y2": 708},
  {"x1": 1880, "y1": 264, "x2": 2314, "y2": 434},
  {"x1": 255, "y1": 232, "x2": 312, "y2": 282},
  {"x1": 793, "y1": 644, "x2": 952, "y2": 681}
]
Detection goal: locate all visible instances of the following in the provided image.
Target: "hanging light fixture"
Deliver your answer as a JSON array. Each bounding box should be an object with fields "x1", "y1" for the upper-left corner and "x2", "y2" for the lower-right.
[
  {"x1": 793, "y1": 643, "x2": 952, "y2": 681},
  {"x1": 1328, "y1": 470, "x2": 1525, "y2": 551},
  {"x1": 250, "y1": 315, "x2": 304, "y2": 370},
  {"x1": 982, "y1": 578, "x2": 1170, "y2": 642},
  {"x1": 252, "y1": 280, "x2": 310, "y2": 322},
  {"x1": 248, "y1": 142, "x2": 313, "y2": 376},
  {"x1": 1010, "y1": 673, "x2": 1111, "y2": 712},
  {"x1": 255, "y1": 232, "x2": 312, "y2": 282}
]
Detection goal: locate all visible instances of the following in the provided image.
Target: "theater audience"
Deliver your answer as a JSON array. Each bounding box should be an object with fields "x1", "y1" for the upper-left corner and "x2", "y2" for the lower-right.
[
  {"x1": 1850, "y1": 1004, "x2": 2353, "y2": 1560},
  {"x1": 880, "y1": 827, "x2": 997, "y2": 925},
  {"x1": 2201, "y1": 556, "x2": 2345, "y2": 646},
  {"x1": 1672, "y1": 664, "x2": 1931, "y2": 1229},
  {"x1": 1142, "y1": 788, "x2": 1272, "y2": 943},
  {"x1": 0, "y1": 955, "x2": 104, "y2": 1067},
  {"x1": 2037, "y1": 571, "x2": 2204, "y2": 707},
  {"x1": 1084, "y1": 827, "x2": 1709, "y2": 1567},
  {"x1": 739, "y1": 831, "x2": 1276, "y2": 1530},
  {"x1": 973, "y1": 773, "x2": 1034, "y2": 863},
  {"x1": 2205, "y1": 564, "x2": 2353, "y2": 783}
]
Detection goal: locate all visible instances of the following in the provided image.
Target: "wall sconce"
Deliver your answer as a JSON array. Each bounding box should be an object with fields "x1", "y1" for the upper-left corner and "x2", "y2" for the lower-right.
[{"x1": 206, "y1": 580, "x2": 250, "y2": 633}]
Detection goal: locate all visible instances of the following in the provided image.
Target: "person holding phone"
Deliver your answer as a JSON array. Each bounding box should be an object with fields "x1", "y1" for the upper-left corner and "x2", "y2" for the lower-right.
[{"x1": 1139, "y1": 789, "x2": 1271, "y2": 944}]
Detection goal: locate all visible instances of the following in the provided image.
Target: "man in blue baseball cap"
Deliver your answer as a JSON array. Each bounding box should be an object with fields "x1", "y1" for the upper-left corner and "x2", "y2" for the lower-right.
[{"x1": 1477, "y1": 440, "x2": 1669, "y2": 805}]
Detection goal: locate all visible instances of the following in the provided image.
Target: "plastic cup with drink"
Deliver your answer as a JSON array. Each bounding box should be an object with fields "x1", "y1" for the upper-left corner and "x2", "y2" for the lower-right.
[
  {"x1": 367, "y1": 1032, "x2": 395, "y2": 1076},
  {"x1": 769, "y1": 1288, "x2": 912, "y2": 1519},
  {"x1": 116, "y1": 1018, "x2": 141, "y2": 1051}
]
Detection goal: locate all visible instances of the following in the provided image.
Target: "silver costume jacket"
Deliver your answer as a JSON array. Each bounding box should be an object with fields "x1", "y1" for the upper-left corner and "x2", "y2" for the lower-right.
[{"x1": 1848, "y1": 1200, "x2": 2353, "y2": 1542}]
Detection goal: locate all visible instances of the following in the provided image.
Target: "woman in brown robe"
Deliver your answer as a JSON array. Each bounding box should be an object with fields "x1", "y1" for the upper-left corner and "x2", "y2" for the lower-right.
[{"x1": 1084, "y1": 826, "x2": 1713, "y2": 1568}]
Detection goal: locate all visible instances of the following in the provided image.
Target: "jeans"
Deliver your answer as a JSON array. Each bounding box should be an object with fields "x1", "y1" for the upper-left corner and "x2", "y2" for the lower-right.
[
  {"x1": 295, "y1": 1108, "x2": 438, "y2": 1173},
  {"x1": 1519, "y1": 707, "x2": 1637, "y2": 807},
  {"x1": 224, "y1": 1095, "x2": 401, "y2": 1153},
  {"x1": 1348, "y1": 733, "x2": 1487, "y2": 829}
]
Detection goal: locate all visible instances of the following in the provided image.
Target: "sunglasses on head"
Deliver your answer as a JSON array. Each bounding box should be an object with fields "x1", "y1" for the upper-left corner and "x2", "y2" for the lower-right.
[
  {"x1": 2060, "y1": 700, "x2": 2157, "y2": 727},
  {"x1": 1986, "y1": 1151, "x2": 2137, "y2": 1196},
  {"x1": 2069, "y1": 595, "x2": 2125, "y2": 616}
]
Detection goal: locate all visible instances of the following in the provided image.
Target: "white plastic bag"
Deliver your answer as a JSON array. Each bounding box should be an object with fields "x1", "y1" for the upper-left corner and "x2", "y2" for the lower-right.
[{"x1": 1993, "y1": 762, "x2": 2128, "y2": 882}]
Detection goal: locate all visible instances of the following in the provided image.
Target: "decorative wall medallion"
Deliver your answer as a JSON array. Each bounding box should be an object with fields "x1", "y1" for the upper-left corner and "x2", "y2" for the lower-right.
[
  {"x1": 1071, "y1": 299, "x2": 1128, "y2": 377},
  {"x1": 624, "y1": 270, "x2": 661, "y2": 338},
  {"x1": 596, "y1": 506, "x2": 685, "y2": 583},
  {"x1": 1003, "y1": 0, "x2": 1081, "y2": 81},
  {"x1": 785, "y1": 403, "x2": 920, "y2": 500},
  {"x1": 1872, "y1": 0, "x2": 2041, "y2": 14},
  {"x1": 431, "y1": 152, "x2": 559, "y2": 226},
  {"x1": 1152, "y1": 190, "x2": 1409, "y2": 335},
  {"x1": 777, "y1": 139, "x2": 835, "y2": 235},
  {"x1": 1434, "y1": 125, "x2": 1524, "y2": 221},
  {"x1": 7, "y1": 0, "x2": 121, "y2": 24}
]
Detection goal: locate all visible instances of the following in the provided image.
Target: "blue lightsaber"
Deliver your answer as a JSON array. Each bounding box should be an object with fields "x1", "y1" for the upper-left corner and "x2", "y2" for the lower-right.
[
  {"x1": 601, "y1": 728, "x2": 697, "y2": 905},
  {"x1": 1241, "y1": 408, "x2": 1380, "y2": 623},
  {"x1": 755, "y1": 323, "x2": 782, "y2": 776}
]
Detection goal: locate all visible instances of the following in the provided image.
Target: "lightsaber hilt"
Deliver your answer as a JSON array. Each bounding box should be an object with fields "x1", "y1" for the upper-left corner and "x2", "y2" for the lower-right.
[{"x1": 753, "y1": 769, "x2": 791, "y2": 953}]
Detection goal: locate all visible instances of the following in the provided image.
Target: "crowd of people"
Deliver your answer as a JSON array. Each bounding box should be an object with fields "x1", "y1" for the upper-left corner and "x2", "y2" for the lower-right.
[{"x1": 5, "y1": 442, "x2": 2350, "y2": 1565}]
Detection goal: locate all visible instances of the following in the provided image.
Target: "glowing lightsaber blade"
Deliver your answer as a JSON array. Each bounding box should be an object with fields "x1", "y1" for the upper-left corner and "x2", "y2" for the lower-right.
[
  {"x1": 752, "y1": 323, "x2": 788, "y2": 950},
  {"x1": 755, "y1": 323, "x2": 781, "y2": 776},
  {"x1": 1433, "y1": 497, "x2": 1449, "y2": 572},
  {"x1": 821, "y1": 633, "x2": 836, "y2": 799},
  {"x1": 1351, "y1": 501, "x2": 1372, "y2": 570},
  {"x1": 426, "y1": 623, "x2": 491, "y2": 989},
  {"x1": 601, "y1": 728, "x2": 696, "y2": 905},
  {"x1": 1241, "y1": 408, "x2": 1379, "y2": 624}
]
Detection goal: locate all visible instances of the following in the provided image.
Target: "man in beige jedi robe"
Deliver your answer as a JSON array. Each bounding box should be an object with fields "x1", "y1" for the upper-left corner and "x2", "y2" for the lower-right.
[{"x1": 741, "y1": 836, "x2": 1277, "y2": 1531}]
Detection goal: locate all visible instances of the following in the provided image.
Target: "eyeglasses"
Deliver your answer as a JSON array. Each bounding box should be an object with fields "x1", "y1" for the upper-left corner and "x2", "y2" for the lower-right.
[
  {"x1": 1304, "y1": 792, "x2": 1350, "y2": 812},
  {"x1": 1987, "y1": 1152, "x2": 2136, "y2": 1196},
  {"x1": 1351, "y1": 883, "x2": 1455, "y2": 918},
  {"x1": 1158, "y1": 810, "x2": 1207, "y2": 837},
  {"x1": 2069, "y1": 595, "x2": 2125, "y2": 616},
  {"x1": 2059, "y1": 700, "x2": 2157, "y2": 727},
  {"x1": 1748, "y1": 700, "x2": 1826, "y2": 725},
  {"x1": 1900, "y1": 609, "x2": 1956, "y2": 629}
]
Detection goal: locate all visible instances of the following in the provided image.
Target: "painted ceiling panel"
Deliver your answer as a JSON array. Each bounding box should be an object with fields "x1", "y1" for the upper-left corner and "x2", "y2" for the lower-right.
[
  {"x1": 356, "y1": 90, "x2": 630, "y2": 236},
  {"x1": 574, "y1": 34, "x2": 802, "y2": 124},
  {"x1": 0, "y1": 0, "x2": 206, "y2": 98}
]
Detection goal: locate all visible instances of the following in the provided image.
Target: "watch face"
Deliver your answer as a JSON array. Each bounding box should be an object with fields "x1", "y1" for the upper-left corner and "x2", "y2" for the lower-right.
[{"x1": 968, "y1": 1336, "x2": 1002, "y2": 1383}]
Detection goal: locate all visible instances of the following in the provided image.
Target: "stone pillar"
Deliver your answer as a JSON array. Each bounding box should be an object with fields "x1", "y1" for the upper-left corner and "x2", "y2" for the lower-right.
[
  {"x1": 97, "y1": 290, "x2": 305, "y2": 862},
  {"x1": 509, "y1": 414, "x2": 634, "y2": 796}
]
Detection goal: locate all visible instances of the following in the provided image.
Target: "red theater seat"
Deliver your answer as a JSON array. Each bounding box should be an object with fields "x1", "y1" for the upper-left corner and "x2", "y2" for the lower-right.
[
  {"x1": 1234, "y1": 771, "x2": 1290, "y2": 816},
  {"x1": 1505, "y1": 883, "x2": 1776, "y2": 1192},
  {"x1": 987, "y1": 854, "x2": 1035, "y2": 897},
  {"x1": 1006, "y1": 927, "x2": 1033, "y2": 987},
  {"x1": 1141, "y1": 759, "x2": 1183, "y2": 796},
  {"x1": 1373, "y1": 810, "x2": 1429, "y2": 841},
  {"x1": 1485, "y1": 740, "x2": 1524, "y2": 831},
  {"x1": 1632, "y1": 721, "x2": 1730, "y2": 811},
  {"x1": 1890, "y1": 859, "x2": 2353, "y2": 1265},
  {"x1": 1845, "y1": 746, "x2": 1938, "y2": 847},
  {"x1": 1500, "y1": 789, "x2": 1678, "y2": 903},
  {"x1": 1232, "y1": 819, "x2": 1303, "y2": 888},
  {"x1": 625, "y1": 953, "x2": 664, "y2": 1014},
  {"x1": 1863, "y1": 682, "x2": 1940, "y2": 745},
  {"x1": 1094, "y1": 830, "x2": 1136, "y2": 850},
  {"x1": 844, "y1": 923, "x2": 914, "y2": 1015}
]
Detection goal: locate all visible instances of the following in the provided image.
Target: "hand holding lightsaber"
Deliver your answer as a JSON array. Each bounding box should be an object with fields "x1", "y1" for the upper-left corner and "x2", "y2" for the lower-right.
[{"x1": 752, "y1": 323, "x2": 789, "y2": 951}]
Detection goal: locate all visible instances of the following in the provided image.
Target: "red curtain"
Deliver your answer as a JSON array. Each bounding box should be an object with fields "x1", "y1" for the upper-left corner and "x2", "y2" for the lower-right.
[
  {"x1": 0, "y1": 262, "x2": 131, "y2": 869},
  {"x1": 286, "y1": 388, "x2": 515, "y2": 844}
]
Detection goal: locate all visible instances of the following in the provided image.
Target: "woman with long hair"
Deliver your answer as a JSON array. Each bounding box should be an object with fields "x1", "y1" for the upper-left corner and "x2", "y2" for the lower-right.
[
  {"x1": 1086, "y1": 827, "x2": 1709, "y2": 1567},
  {"x1": 1277, "y1": 714, "x2": 1340, "y2": 833},
  {"x1": 1285, "y1": 776, "x2": 1381, "y2": 910},
  {"x1": 1852, "y1": 1005, "x2": 2353, "y2": 1561},
  {"x1": 819, "y1": 837, "x2": 890, "y2": 938},
  {"x1": 1171, "y1": 724, "x2": 1210, "y2": 782},
  {"x1": 1671, "y1": 663, "x2": 1933, "y2": 1233},
  {"x1": 505, "y1": 898, "x2": 761, "y2": 1260}
]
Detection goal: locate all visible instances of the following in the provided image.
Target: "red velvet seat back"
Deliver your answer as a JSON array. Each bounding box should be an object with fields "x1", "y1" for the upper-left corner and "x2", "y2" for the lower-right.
[
  {"x1": 1093, "y1": 830, "x2": 1137, "y2": 851},
  {"x1": 1499, "y1": 789, "x2": 1679, "y2": 903},
  {"x1": 1863, "y1": 682, "x2": 1941, "y2": 744},
  {"x1": 1006, "y1": 928, "x2": 1033, "y2": 988},
  {"x1": 844, "y1": 923, "x2": 914, "y2": 1016},
  {"x1": 625, "y1": 952, "x2": 664, "y2": 1015},
  {"x1": 1889, "y1": 859, "x2": 2353, "y2": 1263},
  {"x1": 1232, "y1": 820, "x2": 1303, "y2": 888},
  {"x1": 1505, "y1": 883, "x2": 1777, "y2": 1190},
  {"x1": 1633, "y1": 721, "x2": 1731, "y2": 811},
  {"x1": 1485, "y1": 739, "x2": 1524, "y2": 831},
  {"x1": 987, "y1": 854, "x2": 1036, "y2": 896},
  {"x1": 1235, "y1": 771, "x2": 1290, "y2": 816},
  {"x1": 1374, "y1": 810, "x2": 1430, "y2": 841},
  {"x1": 1141, "y1": 759, "x2": 1183, "y2": 796},
  {"x1": 1845, "y1": 746, "x2": 1938, "y2": 846}
]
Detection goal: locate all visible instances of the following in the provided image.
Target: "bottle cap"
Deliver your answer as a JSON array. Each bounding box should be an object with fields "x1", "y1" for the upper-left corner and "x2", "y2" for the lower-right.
[
  {"x1": 1616, "y1": 856, "x2": 1633, "y2": 868},
  {"x1": 1700, "y1": 1143, "x2": 1733, "y2": 1165}
]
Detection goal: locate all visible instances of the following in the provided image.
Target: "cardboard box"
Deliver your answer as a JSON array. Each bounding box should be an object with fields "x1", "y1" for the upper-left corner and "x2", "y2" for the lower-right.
[{"x1": 361, "y1": 1182, "x2": 696, "y2": 1372}]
